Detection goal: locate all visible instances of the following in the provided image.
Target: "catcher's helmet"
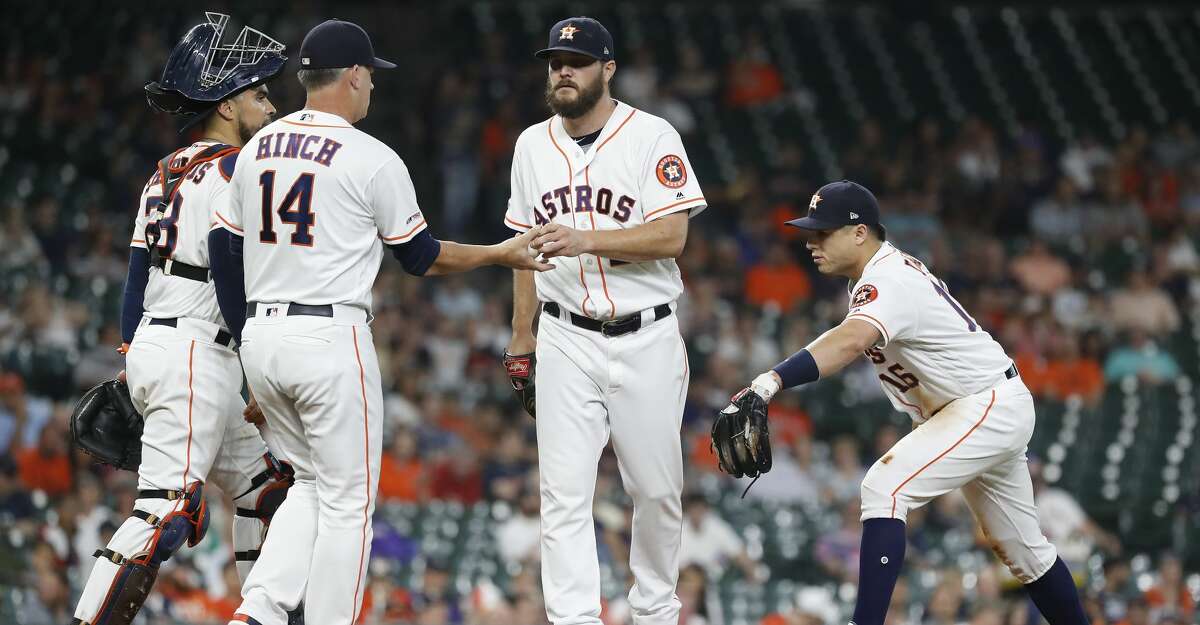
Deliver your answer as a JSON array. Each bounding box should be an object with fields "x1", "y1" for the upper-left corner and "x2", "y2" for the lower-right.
[{"x1": 145, "y1": 12, "x2": 286, "y2": 128}]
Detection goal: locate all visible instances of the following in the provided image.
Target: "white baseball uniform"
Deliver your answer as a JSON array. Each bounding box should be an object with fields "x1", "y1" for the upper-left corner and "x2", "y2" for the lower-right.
[
  {"x1": 505, "y1": 100, "x2": 705, "y2": 625},
  {"x1": 848, "y1": 242, "x2": 1058, "y2": 582},
  {"x1": 74, "y1": 142, "x2": 290, "y2": 623},
  {"x1": 215, "y1": 109, "x2": 427, "y2": 625}
]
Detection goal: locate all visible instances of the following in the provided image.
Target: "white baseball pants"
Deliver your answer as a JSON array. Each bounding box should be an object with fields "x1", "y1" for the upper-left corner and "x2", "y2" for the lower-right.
[
  {"x1": 860, "y1": 375, "x2": 1058, "y2": 582},
  {"x1": 233, "y1": 305, "x2": 382, "y2": 625},
  {"x1": 536, "y1": 308, "x2": 689, "y2": 625},
  {"x1": 74, "y1": 316, "x2": 274, "y2": 623}
]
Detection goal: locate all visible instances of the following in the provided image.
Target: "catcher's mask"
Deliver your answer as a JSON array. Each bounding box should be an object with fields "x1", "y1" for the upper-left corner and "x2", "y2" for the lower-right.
[{"x1": 145, "y1": 12, "x2": 286, "y2": 131}]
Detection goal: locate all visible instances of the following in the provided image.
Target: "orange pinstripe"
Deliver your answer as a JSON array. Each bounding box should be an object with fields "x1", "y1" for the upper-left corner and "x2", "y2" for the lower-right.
[
  {"x1": 505, "y1": 216, "x2": 532, "y2": 230},
  {"x1": 214, "y1": 211, "x2": 244, "y2": 234},
  {"x1": 584, "y1": 166, "x2": 617, "y2": 318},
  {"x1": 594, "y1": 109, "x2": 638, "y2": 153},
  {"x1": 846, "y1": 313, "x2": 890, "y2": 344},
  {"x1": 350, "y1": 327, "x2": 371, "y2": 622},
  {"x1": 183, "y1": 340, "x2": 195, "y2": 487},
  {"x1": 886, "y1": 388, "x2": 925, "y2": 420},
  {"x1": 547, "y1": 122, "x2": 595, "y2": 317},
  {"x1": 867, "y1": 249, "x2": 897, "y2": 269},
  {"x1": 889, "y1": 390, "x2": 996, "y2": 517},
  {"x1": 644, "y1": 196, "x2": 704, "y2": 221},
  {"x1": 381, "y1": 219, "x2": 427, "y2": 242}
]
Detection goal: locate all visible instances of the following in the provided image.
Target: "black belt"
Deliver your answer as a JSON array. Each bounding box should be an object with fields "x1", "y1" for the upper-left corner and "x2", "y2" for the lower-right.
[
  {"x1": 154, "y1": 257, "x2": 210, "y2": 282},
  {"x1": 246, "y1": 302, "x2": 334, "y2": 318},
  {"x1": 148, "y1": 317, "x2": 233, "y2": 347},
  {"x1": 542, "y1": 302, "x2": 672, "y2": 338}
]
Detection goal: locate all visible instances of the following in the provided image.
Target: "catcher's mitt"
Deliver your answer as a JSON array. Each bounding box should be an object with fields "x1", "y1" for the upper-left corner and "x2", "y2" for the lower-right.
[
  {"x1": 71, "y1": 379, "x2": 143, "y2": 471},
  {"x1": 711, "y1": 388, "x2": 773, "y2": 482},
  {"x1": 503, "y1": 351, "x2": 536, "y2": 419}
]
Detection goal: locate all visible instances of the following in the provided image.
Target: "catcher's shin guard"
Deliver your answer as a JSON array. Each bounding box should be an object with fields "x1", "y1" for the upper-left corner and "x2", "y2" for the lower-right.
[
  {"x1": 79, "y1": 482, "x2": 209, "y2": 625},
  {"x1": 231, "y1": 453, "x2": 294, "y2": 579}
]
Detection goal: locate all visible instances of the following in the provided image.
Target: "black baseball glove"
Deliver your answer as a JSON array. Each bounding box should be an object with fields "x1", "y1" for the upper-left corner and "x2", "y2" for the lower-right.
[
  {"x1": 70, "y1": 379, "x2": 143, "y2": 471},
  {"x1": 711, "y1": 388, "x2": 773, "y2": 479},
  {"x1": 503, "y1": 351, "x2": 536, "y2": 419}
]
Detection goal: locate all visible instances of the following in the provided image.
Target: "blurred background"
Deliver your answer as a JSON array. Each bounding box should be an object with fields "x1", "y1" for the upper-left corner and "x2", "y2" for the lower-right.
[{"x1": 1, "y1": 1, "x2": 1198, "y2": 624}]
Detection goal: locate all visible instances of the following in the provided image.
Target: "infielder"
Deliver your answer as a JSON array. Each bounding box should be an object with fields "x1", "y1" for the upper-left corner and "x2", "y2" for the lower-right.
[
  {"x1": 209, "y1": 19, "x2": 552, "y2": 625},
  {"x1": 503, "y1": 17, "x2": 705, "y2": 625},
  {"x1": 714, "y1": 181, "x2": 1088, "y2": 625},
  {"x1": 73, "y1": 14, "x2": 294, "y2": 625}
]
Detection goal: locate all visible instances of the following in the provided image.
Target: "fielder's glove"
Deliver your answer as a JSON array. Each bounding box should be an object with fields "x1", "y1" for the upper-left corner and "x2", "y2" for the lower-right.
[
  {"x1": 711, "y1": 387, "x2": 773, "y2": 481},
  {"x1": 503, "y1": 351, "x2": 536, "y2": 419},
  {"x1": 71, "y1": 379, "x2": 143, "y2": 471}
]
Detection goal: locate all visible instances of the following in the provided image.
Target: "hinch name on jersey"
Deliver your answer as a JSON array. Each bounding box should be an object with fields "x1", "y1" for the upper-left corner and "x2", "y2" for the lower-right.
[{"x1": 254, "y1": 132, "x2": 344, "y2": 167}]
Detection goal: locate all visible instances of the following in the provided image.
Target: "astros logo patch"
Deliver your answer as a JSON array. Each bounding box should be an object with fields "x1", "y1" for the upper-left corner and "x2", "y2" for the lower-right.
[
  {"x1": 851, "y1": 283, "x2": 878, "y2": 308},
  {"x1": 656, "y1": 155, "x2": 687, "y2": 188}
]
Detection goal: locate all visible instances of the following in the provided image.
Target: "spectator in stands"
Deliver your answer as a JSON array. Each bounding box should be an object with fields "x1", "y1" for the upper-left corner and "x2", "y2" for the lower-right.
[
  {"x1": 1097, "y1": 558, "x2": 1134, "y2": 624},
  {"x1": 1103, "y1": 328, "x2": 1181, "y2": 383},
  {"x1": 73, "y1": 323, "x2": 123, "y2": 390},
  {"x1": 724, "y1": 32, "x2": 784, "y2": 108},
  {"x1": 1043, "y1": 333, "x2": 1105, "y2": 404},
  {"x1": 678, "y1": 494, "x2": 760, "y2": 581},
  {"x1": 496, "y1": 488, "x2": 541, "y2": 567},
  {"x1": 19, "y1": 569, "x2": 72, "y2": 624},
  {"x1": 671, "y1": 42, "x2": 718, "y2": 105},
  {"x1": 676, "y1": 564, "x2": 711, "y2": 625},
  {"x1": 430, "y1": 445, "x2": 484, "y2": 504},
  {"x1": 14, "y1": 412, "x2": 72, "y2": 496},
  {"x1": 823, "y1": 435, "x2": 866, "y2": 505},
  {"x1": 1107, "y1": 269, "x2": 1181, "y2": 337},
  {"x1": 1143, "y1": 554, "x2": 1195, "y2": 620},
  {"x1": 378, "y1": 428, "x2": 427, "y2": 502},
  {"x1": 1030, "y1": 177, "x2": 1085, "y2": 246},
  {"x1": 0, "y1": 455, "x2": 34, "y2": 522},
  {"x1": 1115, "y1": 597, "x2": 1150, "y2": 625},
  {"x1": 1009, "y1": 240, "x2": 1072, "y2": 296},
  {"x1": 412, "y1": 559, "x2": 463, "y2": 625},
  {"x1": 746, "y1": 430, "x2": 824, "y2": 506},
  {"x1": 815, "y1": 498, "x2": 863, "y2": 585},
  {"x1": 1060, "y1": 133, "x2": 1113, "y2": 194},
  {"x1": 1031, "y1": 460, "x2": 1121, "y2": 571},
  {"x1": 954, "y1": 118, "x2": 1001, "y2": 189},
  {"x1": 744, "y1": 241, "x2": 812, "y2": 313}
]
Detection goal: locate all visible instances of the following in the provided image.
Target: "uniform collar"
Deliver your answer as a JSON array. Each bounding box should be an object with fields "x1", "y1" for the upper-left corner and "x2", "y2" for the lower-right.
[
  {"x1": 549, "y1": 99, "x2": 634, "y2": 166},
  {"x1": 849, "y1": 242, "x2": 897, "y2": 294},
  {"x1": 283, "y1": 109, "x2": 353, "y2": 128}
]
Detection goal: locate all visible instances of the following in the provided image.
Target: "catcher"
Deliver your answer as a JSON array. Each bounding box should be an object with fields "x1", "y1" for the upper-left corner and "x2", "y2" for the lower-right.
[
  {"x1": 70, "y1": 14, "x2": 294, "y2": 625},
  {"x1": 713, "y1": 181, "x2": 1089, "y2": 625}
]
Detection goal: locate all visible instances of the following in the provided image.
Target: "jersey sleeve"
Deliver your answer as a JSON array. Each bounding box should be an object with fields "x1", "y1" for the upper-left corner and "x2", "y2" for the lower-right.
[
  {"x1": 844, "y1": 276, "x2": 918, "y2": 347},
  {"x1": 371, "y1": 157, "x2": 428, "y2": 244},
  {"x1": 130, "y1": 195, "x2": 149, "y2": 249},
  {"x1": 211, "y1": 152, "x2": 245, "y2": 236},
  {"x1": 639, "y1": 130, "x2": 706, "y2": 222},
  {"x1": 503, "y1": 141, "x2": 534, "y2": 233}
]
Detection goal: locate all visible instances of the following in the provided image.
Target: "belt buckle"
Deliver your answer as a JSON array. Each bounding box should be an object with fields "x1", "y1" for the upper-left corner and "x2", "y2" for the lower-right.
[{"x1": 600, "y1": 319, "x2": 619, "y2": 337}]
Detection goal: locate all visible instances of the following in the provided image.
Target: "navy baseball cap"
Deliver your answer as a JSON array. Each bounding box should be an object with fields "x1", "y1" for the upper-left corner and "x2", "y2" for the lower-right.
[
  {"x1": 299, "y1": 20, "x2": 396, "y2": 71},
  {"x1": 535, "y1": 17, "x2": 614, "y2": 61},
  {"x1": 786, "y1": 180, "x2": 882, "y2": 231}
]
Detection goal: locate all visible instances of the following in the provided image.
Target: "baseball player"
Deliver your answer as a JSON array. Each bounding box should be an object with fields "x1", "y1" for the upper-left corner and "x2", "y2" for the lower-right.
[
  {"x1": 209, "y1": 19, "x2": 552, "y2": 625},
  {"x1": 721, "y1": 181, "x2": 1088, "y2": 625},
  {"x1": 502, "y1": 17, "x2": 706, "y2": 625},
  {"x1": 73, "y1": 14, "x2": 295, "y2": 625}
]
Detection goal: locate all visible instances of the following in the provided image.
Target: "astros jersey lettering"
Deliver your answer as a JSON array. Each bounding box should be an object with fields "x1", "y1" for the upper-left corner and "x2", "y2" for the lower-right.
[
  {"x1": 505, "y1": 100, "x2": 706, "y2": 318},
  {"x1": 216, "y1": 109, "x2": 427, "y2": 312},
  {"x1": 130, "y1": 141, "x2": 237, "y2": 326},
  {"x1": 845, "y1": 242, "x2": 1013, "y2": 422}
]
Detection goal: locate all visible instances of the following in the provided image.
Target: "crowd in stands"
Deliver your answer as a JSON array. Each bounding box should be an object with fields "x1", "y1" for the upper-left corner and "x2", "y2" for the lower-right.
[{"x1": 2, "y1": 5, "x2": 1199, "y2": 625}]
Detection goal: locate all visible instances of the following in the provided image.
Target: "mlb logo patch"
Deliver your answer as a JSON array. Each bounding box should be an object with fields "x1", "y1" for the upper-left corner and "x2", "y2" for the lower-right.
[{"x1": 266, "y1": 306, "x2": 281, "y2": 318}]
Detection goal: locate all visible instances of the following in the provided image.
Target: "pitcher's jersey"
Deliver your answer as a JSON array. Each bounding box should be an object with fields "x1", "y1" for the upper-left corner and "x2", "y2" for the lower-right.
[
  {"x1": 504, "y1": 100, "x2": 705, "y2": 319},
  {"x1": 215, "y1": 110, "x2": 427, "y2": 313},
  {"x1": 130, "y1": 141, "x2": 238, "y2": 326},
  {"x1": 845, "y1": 243, "x2": 1013, "y2": 423}
]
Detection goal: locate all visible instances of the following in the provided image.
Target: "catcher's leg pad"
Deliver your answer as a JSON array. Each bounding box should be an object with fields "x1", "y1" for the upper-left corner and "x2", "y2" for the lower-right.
[
  {"x1": 152, "y1": 482, "x2": 210, "y2": 560},
  {"x1": 86, "y1": 554, "x2": 158, "y2": 625},
  {"x1": 232, "y1": 454, "x2": 295, "y2": 572}
]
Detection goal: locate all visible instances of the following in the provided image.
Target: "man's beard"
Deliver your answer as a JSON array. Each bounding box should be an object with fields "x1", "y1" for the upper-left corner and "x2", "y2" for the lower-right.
[
  {"x1": 238, "y1": 115, "x2": 271, "y2": 144},
  {"x1": 545, "y1": 75, "x2": 604, "y2": 119}
]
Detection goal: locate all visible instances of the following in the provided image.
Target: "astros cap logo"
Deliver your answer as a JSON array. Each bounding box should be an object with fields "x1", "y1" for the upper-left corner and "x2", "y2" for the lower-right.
[{"x1": 560, "y1": 24, "x2": 579, "y2": 40}]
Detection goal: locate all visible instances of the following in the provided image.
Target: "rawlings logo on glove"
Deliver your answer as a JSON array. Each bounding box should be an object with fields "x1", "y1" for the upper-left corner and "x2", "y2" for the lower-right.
[{"x1": 503, "y1": 351, "x2": 536, "y2": 419}]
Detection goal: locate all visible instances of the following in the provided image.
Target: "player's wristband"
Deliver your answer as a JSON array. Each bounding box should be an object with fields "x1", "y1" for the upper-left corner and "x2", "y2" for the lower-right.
[{"x1": 771, "y1": 348, "x2": 820, "y2": 391}]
